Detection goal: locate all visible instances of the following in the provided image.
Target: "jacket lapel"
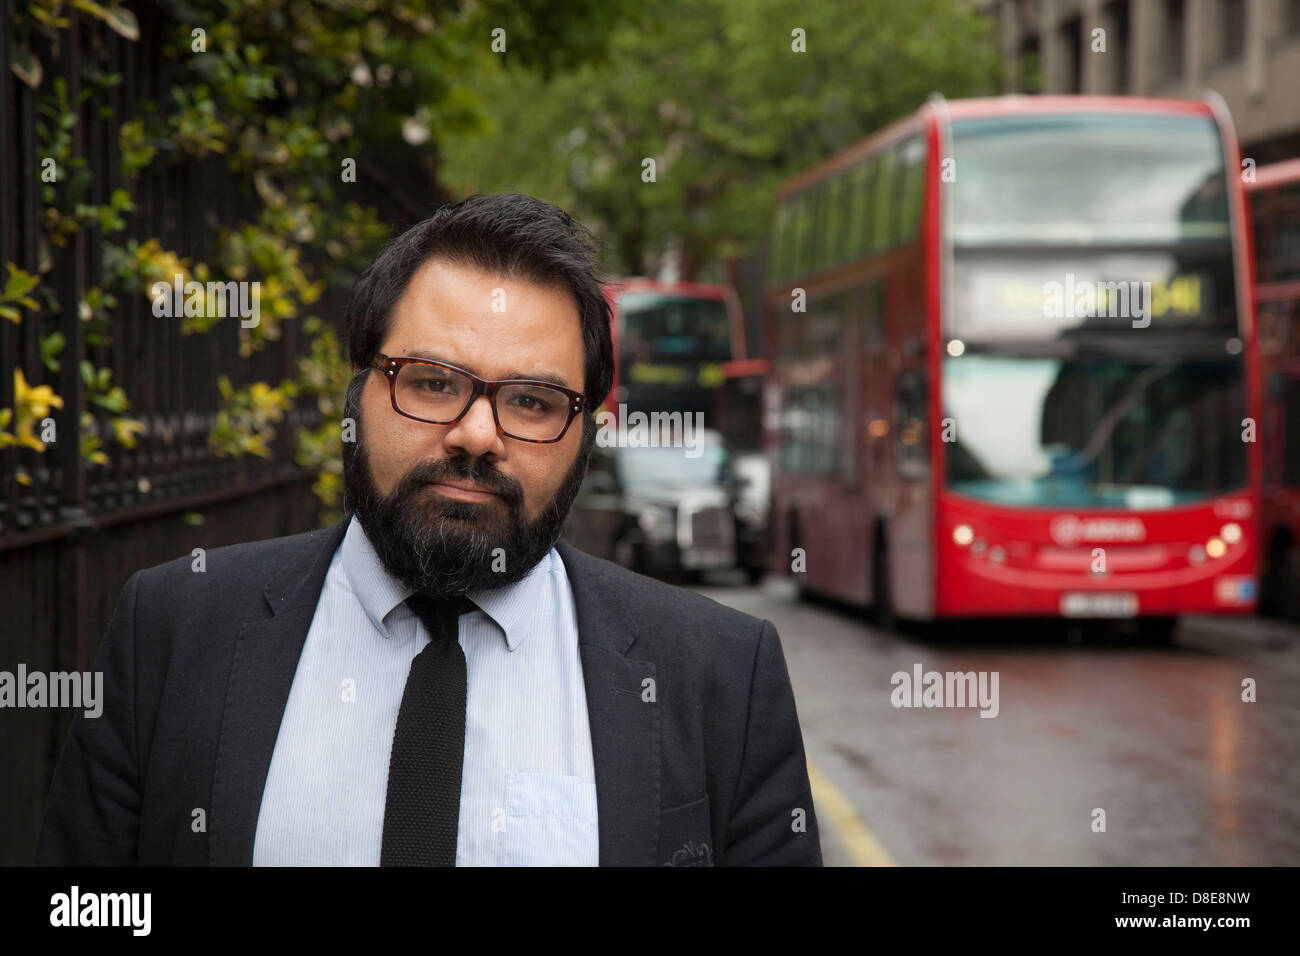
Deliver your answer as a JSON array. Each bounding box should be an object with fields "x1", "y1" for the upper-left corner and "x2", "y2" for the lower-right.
[
  {"x1": 208, "y1": 516, "x2": 351, "y2": 866},
  {"x1": 556, "y1": 539, "x2": 661, "y2": 866}
]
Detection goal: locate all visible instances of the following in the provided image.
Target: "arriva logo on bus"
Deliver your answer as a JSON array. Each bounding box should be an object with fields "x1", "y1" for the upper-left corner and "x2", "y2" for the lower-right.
[{"x1": 1050, "y1": 515, "x2": 1147, "y2": 547}]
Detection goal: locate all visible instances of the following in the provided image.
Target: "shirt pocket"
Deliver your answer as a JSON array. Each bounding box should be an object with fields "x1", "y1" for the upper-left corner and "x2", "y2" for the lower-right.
[{"x1": 502, "y1": 771, "x2": 599, "y2": 867}]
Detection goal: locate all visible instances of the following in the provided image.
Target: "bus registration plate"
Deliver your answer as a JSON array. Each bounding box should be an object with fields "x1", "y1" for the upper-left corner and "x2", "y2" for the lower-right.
[{"x1": 1060, "y1": 592, "x2": 1139, "y2": 617}]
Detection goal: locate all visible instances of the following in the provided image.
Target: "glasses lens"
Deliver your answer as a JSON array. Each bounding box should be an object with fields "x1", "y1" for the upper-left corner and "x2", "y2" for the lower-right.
[
  {"x1": 497, "y1": 383, "x2": 572, "y2": 440},
  {"x1": 394, "y1": 363, "x2": 473, "y2": 422}
]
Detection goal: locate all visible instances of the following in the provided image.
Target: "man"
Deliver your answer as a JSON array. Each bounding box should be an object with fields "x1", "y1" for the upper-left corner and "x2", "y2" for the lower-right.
[{"x1": 36, "y1": 193, "x2": 821, "y2": 866}]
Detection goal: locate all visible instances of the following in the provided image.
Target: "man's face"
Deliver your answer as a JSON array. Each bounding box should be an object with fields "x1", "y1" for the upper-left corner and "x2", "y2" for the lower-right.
[{"x1": 346, "y1": 256, "x2": 592, "y2": 597}]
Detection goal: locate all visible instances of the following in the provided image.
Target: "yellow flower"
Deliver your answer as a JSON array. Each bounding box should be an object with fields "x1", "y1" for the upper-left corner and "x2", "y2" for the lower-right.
[
  {"x1": 111, "y1": 417, "x2": 145, "y2": 448},
  {"x1": 14, "y1": 368, "x2": 65, "y2": 418}
]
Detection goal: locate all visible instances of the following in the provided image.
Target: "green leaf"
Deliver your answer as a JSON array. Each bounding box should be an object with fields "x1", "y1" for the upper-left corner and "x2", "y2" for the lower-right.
[
  {"x1": 103, "y1": 5, "x2": 141, "y2": 42},
  {"x1": 92, "y1": 390, "x2": 127, "y2": 412},
  {"x1": 70, "y1": 0, "x2": 138, "y2": 40},
  {"x1": 40, "y1": 331, "x2": 65, "y2": 372},
  {"x1": 4, "y1": 264, "x2": 39, "y2": 298},
  {"x1": 10, "y1": 45, "x2": 42, "y2": 89},
  {"x1": 68, "y1": 169, "x2": 92, "y2": 205},
  {"x1": 41, "y1": 331, "x2": 66, "y2": 366}
]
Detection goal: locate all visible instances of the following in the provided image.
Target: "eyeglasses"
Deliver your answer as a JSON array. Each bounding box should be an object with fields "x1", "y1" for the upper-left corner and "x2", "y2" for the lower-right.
[{"x1": 371, "y1": 353, "x2": 586, "y2": 443}]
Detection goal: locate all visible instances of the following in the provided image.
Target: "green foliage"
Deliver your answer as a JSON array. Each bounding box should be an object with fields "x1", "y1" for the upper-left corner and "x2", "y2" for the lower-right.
[
  {"x1": 293, "y1": 321, "x2": 354, "y2": 525},
  {"x1": 441, "y1": 0, "x2": 1002, "y2": 277},
  {"x1": 1, "y1": 264, "x2": 41, "y2": 323},
  {"x1": 118, "y1": 118, "x2": 156, "y2": 178},
  {"x1": 209, "y1": 375, "x2": 297, "y2": 459},
  {"x1": 10, "y1": 1, "x2": 138, "y2": 88},
  {"x1": 78, "y1": 286, "x2": 118, "y2": 348},
  {"x1": 78, "y1": 360, "x2": 142, "y2": 464},
  {"x1": 40, "y1": 332, "x2": 66, "y2": 372},
  {"x1": 4, "y1": 0, "x2": 653, "y2": 514},
  {"x1": 218, "y1": 220, "x2": 323, "y2": 353}
]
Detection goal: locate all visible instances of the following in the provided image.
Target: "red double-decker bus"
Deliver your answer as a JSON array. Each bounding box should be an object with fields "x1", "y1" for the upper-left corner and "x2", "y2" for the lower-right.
[
  {"x1": 765, "y1": 95, "x2": 1261, "y2": 637},
  {"x1": 602, "y1": 279, "x2": 763, "y2": 439},
  {"x1": 1247, "y1": 159, "x2": 1300, "y2": 618}
]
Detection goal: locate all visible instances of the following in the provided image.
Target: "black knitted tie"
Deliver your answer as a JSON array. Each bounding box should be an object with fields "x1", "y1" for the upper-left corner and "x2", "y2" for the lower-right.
[{"x1": 380, "y1": 593, "x2": 478, "y2": 867}]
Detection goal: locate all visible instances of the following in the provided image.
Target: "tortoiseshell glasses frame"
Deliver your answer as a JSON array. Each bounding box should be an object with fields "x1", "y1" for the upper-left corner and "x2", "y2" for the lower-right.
[{"x1": 370, "y1": 353, "x2": 586, "y2": 443}]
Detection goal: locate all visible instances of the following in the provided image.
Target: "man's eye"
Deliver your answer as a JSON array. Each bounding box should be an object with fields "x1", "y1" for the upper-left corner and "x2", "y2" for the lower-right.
[{"x1": 511, "y1": 393, "x2": 554, "y2": 413}]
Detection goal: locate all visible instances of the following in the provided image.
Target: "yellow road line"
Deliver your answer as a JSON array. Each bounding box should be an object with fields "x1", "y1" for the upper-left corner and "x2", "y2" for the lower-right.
[{"x1": 807, "y1": 758, "x2": 898, "y2": 867}]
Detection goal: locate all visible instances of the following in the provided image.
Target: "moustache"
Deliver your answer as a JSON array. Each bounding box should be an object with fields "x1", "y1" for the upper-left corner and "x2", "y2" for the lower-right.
[{"x1": 398, "y1": 454, "x2": 524, "y2": 507}]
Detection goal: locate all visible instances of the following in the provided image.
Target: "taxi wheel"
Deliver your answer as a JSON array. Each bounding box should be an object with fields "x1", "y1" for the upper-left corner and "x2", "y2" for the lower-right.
[{"x1": 614, "y1": 535, "x2": 644, "y2": 575}]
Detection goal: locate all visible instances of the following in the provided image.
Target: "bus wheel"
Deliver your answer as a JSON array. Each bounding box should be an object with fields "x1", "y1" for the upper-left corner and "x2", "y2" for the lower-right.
[
  {"x1": 1263, "y1": 536, "x2": 1300, "y2": 620},
  {"x1": 1135, "y1": 616, "x2": 1178, "y2": 645},
  {"x1": 872, "y1": 533, "x2": 896, "y2": 631},
  {"x1": 1284, "y1": 543, "x2": 1300, "y2": 621}
]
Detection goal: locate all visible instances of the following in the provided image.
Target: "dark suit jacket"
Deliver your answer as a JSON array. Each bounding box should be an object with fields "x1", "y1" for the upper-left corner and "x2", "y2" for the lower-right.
[{"x1": 35, "y1": 515, "x2": 822, "y2": 866}]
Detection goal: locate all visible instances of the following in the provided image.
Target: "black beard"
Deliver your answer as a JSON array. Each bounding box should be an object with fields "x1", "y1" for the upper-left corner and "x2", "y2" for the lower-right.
[{"x1": 344, "y1": 413, "x2": 593, "y2": 599}]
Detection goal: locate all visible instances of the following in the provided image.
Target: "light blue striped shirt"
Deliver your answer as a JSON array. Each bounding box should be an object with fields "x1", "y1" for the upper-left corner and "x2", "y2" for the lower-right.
[{"x1": 252, "y1": 516, "x2": 598, "y2": 866}]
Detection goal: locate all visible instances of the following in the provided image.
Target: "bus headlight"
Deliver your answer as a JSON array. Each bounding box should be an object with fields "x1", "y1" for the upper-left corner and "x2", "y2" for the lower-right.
[
  {"x1": 953, "y1": 524, "x2": 974, "y2": 546},
  {"x1": 1220, "y1": 522, "x2": 1242, "y2": 545},
  {"x1": 1205, "y1": 537, "x2": 1227, "y2": 559}
]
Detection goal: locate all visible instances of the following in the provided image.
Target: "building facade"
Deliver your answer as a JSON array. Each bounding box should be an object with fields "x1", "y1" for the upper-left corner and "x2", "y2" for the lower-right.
[{"x1": 975, "y1": 0, "x2": 1300, "y2": 160}]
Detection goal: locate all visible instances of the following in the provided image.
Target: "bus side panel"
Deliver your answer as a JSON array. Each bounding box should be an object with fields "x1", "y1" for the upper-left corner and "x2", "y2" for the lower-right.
[{"x1": 888, "y1": 256, "x2": 935, "y2": 619}]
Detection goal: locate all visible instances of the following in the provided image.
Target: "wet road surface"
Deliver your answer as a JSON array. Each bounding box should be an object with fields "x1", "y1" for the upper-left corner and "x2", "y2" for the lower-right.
[{"x1": 692, "y1": 574, "x2": 1300, "y2": 866}]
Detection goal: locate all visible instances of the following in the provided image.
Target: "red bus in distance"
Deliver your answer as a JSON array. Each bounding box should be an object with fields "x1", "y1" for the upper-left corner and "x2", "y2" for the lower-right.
[
  {"x1": 1247, "y1": 158, "x2": 1300, "y2": 618},
  {"x1": 764, "y1": 95, "x2": 1261, "y2": 636},
  {"x1": 601, "y1": 278, "x2": 755, "y2": 426}
]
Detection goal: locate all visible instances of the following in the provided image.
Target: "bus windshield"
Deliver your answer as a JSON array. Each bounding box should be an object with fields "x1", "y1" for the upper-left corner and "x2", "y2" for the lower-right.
[
  {"x1": 946, "y1": 113, "x2": 1239, "y2": 341},
  {"x1": 618, "y1": 293, "x2": 733, "y2": 361},
  {"x1": 949, "y1": 113, "x2": 1229, "y2": 245},
  {"x1": 942, "y1": 354, "x2": 1247, "y2": 508}
]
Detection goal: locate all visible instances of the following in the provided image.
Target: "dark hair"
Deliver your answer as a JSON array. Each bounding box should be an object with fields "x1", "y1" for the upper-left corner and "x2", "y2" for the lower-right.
[{"x1": 345, "y1": 193, "x2": 615, "y2": 411}]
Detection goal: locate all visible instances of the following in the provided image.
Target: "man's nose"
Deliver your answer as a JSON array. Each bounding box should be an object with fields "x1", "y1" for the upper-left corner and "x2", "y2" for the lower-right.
[{"x1": 442, "y1": 394, "x2": 505, "y2": 458}]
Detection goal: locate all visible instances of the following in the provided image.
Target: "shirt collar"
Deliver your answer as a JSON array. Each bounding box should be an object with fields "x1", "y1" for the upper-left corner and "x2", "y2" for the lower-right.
[{"x1": 340, "y1": 516, "x2": 556, "y2": 652}]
